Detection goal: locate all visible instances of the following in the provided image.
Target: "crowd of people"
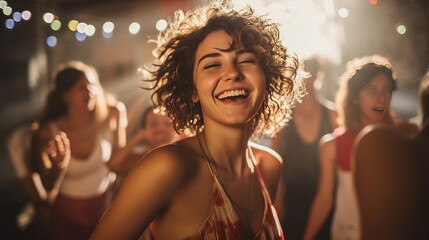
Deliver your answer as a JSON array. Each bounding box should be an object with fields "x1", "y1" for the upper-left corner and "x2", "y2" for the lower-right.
[{"x1": 5, "y1": 0, "x2": 429, "y2": 239}]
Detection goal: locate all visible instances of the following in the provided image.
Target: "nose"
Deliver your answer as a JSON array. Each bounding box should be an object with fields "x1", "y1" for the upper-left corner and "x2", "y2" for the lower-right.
[{"x1": 221, "y1": 63, "x2": 243, "y2": 81}]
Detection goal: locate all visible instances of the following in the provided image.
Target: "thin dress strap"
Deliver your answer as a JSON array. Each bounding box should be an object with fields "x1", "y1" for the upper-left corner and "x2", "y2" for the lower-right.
[
  {"x1": 195, "y1": 136, "x2": 217, "y2": 176},
  {"x1": 247, "y1": 145, "x2": 274, "y2": 206}
]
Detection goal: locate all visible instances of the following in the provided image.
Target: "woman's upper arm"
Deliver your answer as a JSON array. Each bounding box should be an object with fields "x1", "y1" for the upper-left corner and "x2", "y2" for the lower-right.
[
  {"x1": 317, "y1": 134, "x2": 336, "y2": 196},
  {"x1": 109, "y1": 102, "x2": 127, "y2": 149},
  {"x1": 91, "y1": 146, "x2": 189, "y2": 240}
]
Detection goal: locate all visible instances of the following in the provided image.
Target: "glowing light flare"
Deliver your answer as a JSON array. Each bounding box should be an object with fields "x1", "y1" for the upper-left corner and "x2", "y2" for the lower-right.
[
  {"x1": 274, "y1": 0, "x2": 342, "y2": 64},
  {"x1": 5, "y1": 18, "x2": 14, "y2": 29},
  {"x1": 396, "y1": 24, "x2": 406, "y2": 35},
  {"x1": 338, "y1": 8, "x2": 349, "y2": 18},
  {"x1": 68, "y1": 20, "x2": 78, "y2": 31},
  {"x1": 3, "y1": 6, "x2": 12, "y2": 15},
  {"x1": 21, "y1": 10, "x2": 31, "y2": 20},
  {"x1": 0, "y1": 0, "x2": 7, "y2": 9},
  {"x1": 46, "y1": 36, "x2": 57, "y2": 47},
  {"x1": 50, "y1": 19, "x2": 61, "y2": 31},
  {"x1": 103, "y1": 21, "x2": 114, "y2": 33},
  {"x1": 155, "y1": 19, "x2": 167, "y2": 31},
  {"x1": 369, "y1": 0, "x2": 378, "y2": 6},
  {"x1": 43, "y1": 12, "x2": 54, "y2": 23},
  {"x1": 129, "y1": 22, "x2": 140, "y2": 35}
]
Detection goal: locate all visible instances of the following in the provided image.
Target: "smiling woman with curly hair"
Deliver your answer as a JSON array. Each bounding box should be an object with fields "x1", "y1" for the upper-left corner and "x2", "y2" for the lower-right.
[{"x1": 91, "y1": 1, "x2": 304, "y2": 239}]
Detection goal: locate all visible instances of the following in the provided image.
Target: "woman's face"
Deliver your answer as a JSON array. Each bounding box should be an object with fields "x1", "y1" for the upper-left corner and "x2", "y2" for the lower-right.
[
  {"x1": 64, "y1": 75, "x2": 97, "y2": 112},
  {"x1": 356, "y1": 73, "x2": 393, "y2": 126},
  {"x1": 192, "y1": 30, "x2": 266, "y2": 129},
  {"x1": 144, "y1": 111, "x2": 175, "y2": 148}
]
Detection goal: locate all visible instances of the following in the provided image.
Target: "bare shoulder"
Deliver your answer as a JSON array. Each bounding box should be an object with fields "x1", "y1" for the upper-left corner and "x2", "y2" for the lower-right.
[
  {"x1": 355, "y1": 124, "x2": 408, "y2": 151},
  {"x1": 319, "y1": 133, "x2": 336, "y2": 164},
  {"x1": 248, "y1": 141, "x2": 282, "y2": 197},
  {"x1": 319, "y1": 133, "x2": 336, "y2": 151},
  {"x1": 393, "y1": 118, "x2": 420, "y2": 137},
  {"x1": 249, "y1": 141, "x2": 282, "y2": 166},
  {"x1": 354, "y1": 125, "x2": 411, "y2": 169},
  {"x1": 128, "y1": 138, "x2": 200, "y2": 189}
]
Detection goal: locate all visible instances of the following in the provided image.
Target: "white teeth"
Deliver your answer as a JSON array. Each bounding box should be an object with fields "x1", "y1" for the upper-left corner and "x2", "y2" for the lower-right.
[
  {"x1": 217, "y1": 89, "x2": 248, "y2": 100},
  {"x1": 373, "y1": 107, "x2": 384, "y2": 111}
]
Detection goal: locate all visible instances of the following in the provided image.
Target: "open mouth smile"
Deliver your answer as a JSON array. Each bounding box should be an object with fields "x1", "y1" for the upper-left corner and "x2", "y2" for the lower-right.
[
  {"x1": 216, "y1": 89, "x2": 249, "y2": 100},
  {"x1": 372, "y1": 106, "x2": 385, "y2": 112}
]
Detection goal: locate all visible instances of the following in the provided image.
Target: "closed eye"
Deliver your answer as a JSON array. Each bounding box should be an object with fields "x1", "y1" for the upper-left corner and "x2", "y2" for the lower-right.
[
  {"x1": 203, "y1": 63, "x2": 221, "y2": 70},
  {"x1": 239, "y1": 59, "x2": 256, "y2": 64}
]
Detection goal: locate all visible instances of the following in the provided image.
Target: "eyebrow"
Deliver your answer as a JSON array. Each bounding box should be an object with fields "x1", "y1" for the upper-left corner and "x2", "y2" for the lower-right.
[{"x1": 196, "y1": 49, "x2": 249, "y2": 66}]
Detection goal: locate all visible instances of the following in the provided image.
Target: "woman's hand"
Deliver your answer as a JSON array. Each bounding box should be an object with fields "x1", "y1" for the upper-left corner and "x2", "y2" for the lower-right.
[{"x1": 40, "y1": 131, "x2": 70, "y2": 171}]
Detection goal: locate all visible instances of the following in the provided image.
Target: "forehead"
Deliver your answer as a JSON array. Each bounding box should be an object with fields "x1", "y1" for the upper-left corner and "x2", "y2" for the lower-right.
[
  {"x1": 73, "y1": 75, "x2": 89, "y2": 85},
  {"x1": 365, "y1": 73, "x2": 392, "y2": 87},
  {"x1": 195, "y1": 30, "x2": 234, "y2": 60}
]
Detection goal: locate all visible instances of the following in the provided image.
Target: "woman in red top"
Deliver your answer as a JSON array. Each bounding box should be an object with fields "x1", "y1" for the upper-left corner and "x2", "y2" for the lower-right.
[{"x1": 303, "y1": 55, "x2": 398, "y2": 240}]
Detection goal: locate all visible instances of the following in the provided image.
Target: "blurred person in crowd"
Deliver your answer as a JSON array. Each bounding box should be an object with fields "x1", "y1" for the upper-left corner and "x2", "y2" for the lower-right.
[
  {"x1": 303, "y1": 55, "x2": 399, "y2": 240},
  {"x1": 353, "y1": 69, "x2": 429, "y2": 240},
  {"x1": 32, "y1": 60, "x2": 127, "y2": 240},
  {"x1": 6, "y1": 122, "x2": 68, "y2": 239},
  {"x1": 271, "y1": 55, "x2": 337, "y2": 240},
  {"x1": 90, "y1": 1, "x2": 305, "y2": 239},
  {"x1": 112, "y1": 105, "x2": 178, "y2": 176}
]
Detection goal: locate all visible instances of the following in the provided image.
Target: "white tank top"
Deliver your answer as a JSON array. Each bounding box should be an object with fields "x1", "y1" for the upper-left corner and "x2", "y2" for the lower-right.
[
  {"x1": 52, "y1": 124, "x2": 116, "y2": 198},
  {"x1": 331, "y1": 169, "x2": 361, "y2": 240}
]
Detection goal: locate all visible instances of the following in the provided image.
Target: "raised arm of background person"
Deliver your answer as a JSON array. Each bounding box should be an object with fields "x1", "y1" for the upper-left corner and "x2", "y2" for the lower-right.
[
  {"x1": 105, "y1": 100, "x2": 131, "y2": 173},
  {"x1": 33, "y1": 127, "x2": 70, "y2": 195},
  {"x1": 302, "y1": 133, "x2": 336, "y2": 240},
  {"x1": 107, "y1": 128, "x2": 147, "y2": 175},
  {"x1": 90, "y1": 143, "x2": 196, "y2": 240}
]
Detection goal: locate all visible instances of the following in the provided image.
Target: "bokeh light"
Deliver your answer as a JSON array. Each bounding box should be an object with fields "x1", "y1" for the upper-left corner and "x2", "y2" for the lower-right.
[
  {"x1": 43, "y1": 12, "x2": 54, "y2": 23},
  {"x1": 5, "y1": 18, "x2": 14, "y2": 29},
  {"x1": 68, "y1": 20, "x2": 78, "y2": 31},
  {"x1": 75, "y1": 31, "x2": 87, "y2": 41},
  {"x1": 76, "y1": 22, "x2": 87, "y2": 33},
  {"x1": 21, "y1": 10, "x2": 31, "y2": 20},
  {"x1": 369, "y1": 0, "x2": 378, "y2": 6},
  {"x1": 85, "y1": 24, "x2": 96, "y2": 37},
  {"x1": 338, "y1": 8, "x2": 349, "y2": 18},
  {"x1": 103, "y1": 21, "x2": 114, "y2": 33},
  {"x1": 129, "y1": 22, "x2": 140, "y2": 35},
  {"x1": 396, "y1": 24, "x2": 407, "y2": 35},
  {"x1": 3, "y1": 6, "x2": 12, "y2": 15},
  {"x1": 155, "y1": 19, "x2": 167, "y2": 31},
  {"x1": 46, "y1": 36, "x2": 57, "y2": 47},
  {"x1": 0, "y1": 0, "x2": 7, "y2": 9},
  {"x1": 50, "y1": 19, "x2": 61, "y2": 31},
  {"x1": 12, "y1": 12, "x2": 21, "y2": 22},
  {"x1": 102, "y1": 31, "x2": 113, "y2": 39}
]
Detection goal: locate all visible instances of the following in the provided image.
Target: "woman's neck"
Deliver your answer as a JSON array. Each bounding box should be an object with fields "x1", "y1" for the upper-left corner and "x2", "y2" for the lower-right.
[{"x1": 200, "y1": 125, "x2": 251, "y2": 176}]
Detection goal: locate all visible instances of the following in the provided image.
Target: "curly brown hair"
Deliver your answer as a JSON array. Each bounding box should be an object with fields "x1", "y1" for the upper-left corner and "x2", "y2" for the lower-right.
[{"x1": 142, "y1": 0, "x2": 304, "y2": 138}]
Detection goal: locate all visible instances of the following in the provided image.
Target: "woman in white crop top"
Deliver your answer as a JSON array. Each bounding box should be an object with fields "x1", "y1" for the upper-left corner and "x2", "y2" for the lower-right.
[{"x1": 32, "y1": 61, "x2": 127, "y2": 240}]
